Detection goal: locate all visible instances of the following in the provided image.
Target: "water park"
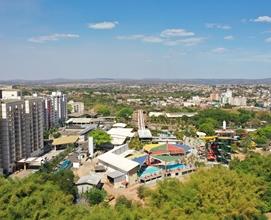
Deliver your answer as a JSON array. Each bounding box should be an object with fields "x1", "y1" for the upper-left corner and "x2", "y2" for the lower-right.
[{"x1": 131, "y1": 143, "x2": 196, "y2": 183}]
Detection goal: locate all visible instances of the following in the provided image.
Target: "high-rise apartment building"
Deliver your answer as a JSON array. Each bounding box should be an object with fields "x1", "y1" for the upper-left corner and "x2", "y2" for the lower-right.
[
  {"x1": 0, "y1": 97, "x2": 45, "y2": 174},
  {"x1": 43, "y1": 97, "x2": 54, "y2": 130},
  {"x1": 0, "y1": 100, "x2": 27, "y2": 174},
  {"x1": 25, "y1": 97, "x2": 44, "y2": 156},
  {"x1": 51, "y1": 91, "x2": 67, "y2": 126}
]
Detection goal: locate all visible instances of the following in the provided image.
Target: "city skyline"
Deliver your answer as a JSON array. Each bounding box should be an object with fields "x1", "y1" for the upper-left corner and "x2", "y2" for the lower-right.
[{"x1": 1, "y1": 0, "x2": 271, "y2": 79}]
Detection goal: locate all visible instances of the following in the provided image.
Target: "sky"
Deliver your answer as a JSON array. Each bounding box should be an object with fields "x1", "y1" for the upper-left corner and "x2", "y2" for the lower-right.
[{"x1": 1, "y1": 0, "x2": 271, "y2": 80}]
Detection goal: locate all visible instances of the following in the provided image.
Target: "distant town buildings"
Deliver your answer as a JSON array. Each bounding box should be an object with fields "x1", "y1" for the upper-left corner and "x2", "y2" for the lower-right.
[{"x1": 220, "y1": 89, "x2": 247, "y2": 106}]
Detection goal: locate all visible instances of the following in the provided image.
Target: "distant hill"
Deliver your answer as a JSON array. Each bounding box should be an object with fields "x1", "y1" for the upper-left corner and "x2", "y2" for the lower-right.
[{"x1": 1, "y1": 78, "x2": 271, "y2": 85}]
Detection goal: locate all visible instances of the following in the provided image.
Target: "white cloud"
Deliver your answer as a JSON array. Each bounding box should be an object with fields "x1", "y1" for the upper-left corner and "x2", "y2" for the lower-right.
[
  {"x1": 205, "y1": 23, "x2": 231, "y2": 30},
  {"x1": 164, "y1": 37, "x2": 205, "y2": 46},
  {"x1": 224, "y1": 35, "x2": 234, "y2": 40},
  {"x1": 265, "y1": 37, "x2": 271, "y2": 43},
  {"x1": 116, "y1": 35, "x2": 144, "y2": 40},
  {"x1": 212, "y1": 47, "x2": 227, "y2": 53},
  {"x1": 116, "y1": 28, "x2": 204, "y2": 46},
  {"x1": 160, "y1": 28, "x2": 195, "y2": 38},
  {"x1": 28, "y1": 33, "x2": 79, "y2": 43},
  {"x1": 117, "y1": 34, "x2": 163, "y2": 43},
  {"x1": 142, "y1": 36, "x2": 164, "y2": 43},
  {"x1": 88, "y1": 21, "x2": 119, "y2": 30},
  {"x1": 252, "y1": 16, "x2": 271, "y2": 23}
]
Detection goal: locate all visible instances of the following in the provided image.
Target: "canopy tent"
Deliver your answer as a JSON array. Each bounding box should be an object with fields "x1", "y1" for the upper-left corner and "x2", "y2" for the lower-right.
[
  {"x1": 174, "y1": 144, "x2": 191, "y2": 154},
  {"x1": 132, "y1": 155, "x2": 148, "y2": 167},
  {"x1": 144, "y1": 143, "x2": 185, "y2": 155},
  {"x1": 151, "y1": 155, "x2": 181, "y2": 163},
  {"x1": 143, "y1": 144, "x2": 160, "y2": 152}
]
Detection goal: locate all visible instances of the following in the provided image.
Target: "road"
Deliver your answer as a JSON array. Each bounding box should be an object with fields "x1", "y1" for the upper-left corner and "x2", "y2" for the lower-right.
[{"x1": 137, "y1": 109, "x2": 145, "y2": 130}]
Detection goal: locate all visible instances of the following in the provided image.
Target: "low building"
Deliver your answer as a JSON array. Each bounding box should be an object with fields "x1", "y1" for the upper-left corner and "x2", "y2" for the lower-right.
[
  {"x1": 68, "y1": 100, "x2": 84, "y2": 114},
  {"x1": 138, "y1": 129, "x2": 152, "y2": 140},
  {"x1": 76, "y1": 173, "x2": 103, "y2": 193},
  {"x1": 107, "y1": 128, "x2": 135, "y2": 146},
  {"x1": 97, "y1": 144, "x2": 140, "y2": 187},
  {"x1": 52, "y1": 135, "x2": 79, "y2": 150},
  {"x1": 112, "y1": 123, "x2": 127, "y2": 128},
  {"x1": 0, "y1": 88, "x2": 22, "y2": 100},
  {"x1": 107, "y1": 170, "x2": 127, "y2": 188}
]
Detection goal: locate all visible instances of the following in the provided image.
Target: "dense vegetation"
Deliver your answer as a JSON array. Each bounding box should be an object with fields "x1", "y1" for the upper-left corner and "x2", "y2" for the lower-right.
[
  {"x1": 230, "y1": 153, "x2": 271, "y2": 212},
  {"x1": 89, "y1": 129, "x2": 111, "y2": 146},
  {"x1": 1, "y1": 162, "x2": 270, "y2": 219}
]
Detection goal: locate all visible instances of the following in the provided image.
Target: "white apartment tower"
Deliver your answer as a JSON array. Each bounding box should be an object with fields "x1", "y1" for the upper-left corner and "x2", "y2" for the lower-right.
[{"x1": 51, "y1": 91, "x2": 67, "y2": 126}]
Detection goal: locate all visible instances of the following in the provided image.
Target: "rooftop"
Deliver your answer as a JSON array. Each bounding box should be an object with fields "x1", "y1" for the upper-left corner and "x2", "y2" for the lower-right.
[
  {"x1": 98, "y1": 152, "x2": 139, "y2": 173},
  {"x1": 107, "y1": 170, "x2": 125, "y2": 179},
  {"x1": 52, "y1": 135, "x2": 79, "y2": 146},
  {"x1": 76, "y1": 173, "x2": 102, "y2": 186},
  {"x1": 138, "y1": 129, "x2": 152, "y2": 139}
]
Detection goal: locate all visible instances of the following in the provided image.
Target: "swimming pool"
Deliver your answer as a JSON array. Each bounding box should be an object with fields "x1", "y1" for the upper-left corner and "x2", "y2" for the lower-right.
[
  {"x1": 58, "y1": 159, "x2": 72, "y2": 171},
  {"x1": 139, "y1": 166, "x2": 161, "y2": 177},
  {"x1": 166, "y1": 164, "x2": 186, "y2": 171}
]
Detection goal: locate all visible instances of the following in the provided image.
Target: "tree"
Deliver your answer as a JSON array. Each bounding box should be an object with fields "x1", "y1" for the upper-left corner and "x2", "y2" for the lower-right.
[
  {"x1": 146, "y1": 167, "x2": 266, "y2": 219},
  {"x1": 115, "y1": 196, "x2": 132, "y2": 209},
  {"x1": 137, "y1": 185, "x2": 149, "y2": 199},
  {"x1": 116, "y1": 107, "x2": 133, "y2": 120},
  {"x1": 128, "y1": 137, "x2": 143, "y2": 150},
  {"x1": 239, "y1": 136, "x2": 255, "y2": 152},
  {"x1": 67, "y1": 103, "x2": 73, "y2": 114},
  {"x1": 199, "y1": 122, "x2": 215, "y2": 136},
  {"x1": 53, "y1": 132, "x2": 61, "y2": 138},
  {"x1": 90, "y1": 129, "x2": 111, "y2": 146},
  {"x1": 84, "y1": 188, "x2": 106, "y2": 206},
  {"x1": 174, "y1": 130, "x2": 184, "y2": 140},
  {"x1": 94, "y1": 104, "x2": 111, "y2": 116},
  {"x1": 230, "y1": 153, "x2": 271, "y2": 212},
  {"x1": 48, "y1": 170, "x2": 78, "y2": 201}
]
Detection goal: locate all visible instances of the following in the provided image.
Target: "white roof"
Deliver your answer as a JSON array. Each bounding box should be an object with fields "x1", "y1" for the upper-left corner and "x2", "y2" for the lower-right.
[
  {"x1": 76, "y1": 173, "x2": 102, "y2": 186},
  {"x1": 119, "y1": 149, "x2": 136, "y2": 158},
  {"x1": 107, "y1": 128, "x2": 135, "y2": 145},
  {"x1": 166, "y1": 112, "x2": 197, "y2": 118},
  {"x1": 107, "y1": 128, "x2": 134, "y2": 137},
  {"x1": 138, "y1": 129, "x2": 152, "y2": 139},
  {"x1": 112, "y1": 123, "x2": 127, "y2": 128},
  {"x1": 98, "y1": 152, "x2": 139, "y2": 173},
  {"x1": 149, "y1": 112, "x2": 164, "y2": 117},
  {"x1": 110, "y1": 136, "x2": 127, "y2": 145},
  {"x1": 66, "y1": 118, "x2": 92, "y2": 124},
  {"x1": 196, "y1": 131, "x2": 206, "y2": 137}
]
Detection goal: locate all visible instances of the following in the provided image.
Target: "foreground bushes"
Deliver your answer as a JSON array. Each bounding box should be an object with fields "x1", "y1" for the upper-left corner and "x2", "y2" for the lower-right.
[{"x1": 0, "y1": 164, "x2": 269, "y2": 219}]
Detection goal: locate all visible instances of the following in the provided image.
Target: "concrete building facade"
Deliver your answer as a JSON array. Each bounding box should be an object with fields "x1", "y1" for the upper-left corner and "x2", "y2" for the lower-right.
[
  {"x1": 25, "y1": 97, "x2": 44, "y2": 156},
  {"x1": 43, "y1": 97, "x2": 54, "y2": 130},
  {"x1": 0, "y1": 100, "x2": 27, "y2": 174},
  {"x1": 0, "y1": 97, "x2": 44, "y2": 174},
  {"x1": 68, "y1": 100, "x2": 84, "y2": 114},
  {"x1": 51, "y1": 91, "x2": 67, "y2": 126}
]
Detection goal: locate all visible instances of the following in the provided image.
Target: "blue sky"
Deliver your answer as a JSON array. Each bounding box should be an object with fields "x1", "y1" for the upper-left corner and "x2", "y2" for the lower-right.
[{"x1": 1, "y1": 0, "x2": 271, "y2": 79}]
